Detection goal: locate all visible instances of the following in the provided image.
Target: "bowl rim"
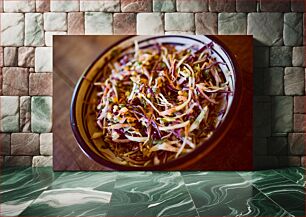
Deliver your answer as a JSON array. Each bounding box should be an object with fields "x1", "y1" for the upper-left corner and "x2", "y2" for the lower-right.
[{"x1": 70, "y1": 35, "x2": 242, "y2": 170}]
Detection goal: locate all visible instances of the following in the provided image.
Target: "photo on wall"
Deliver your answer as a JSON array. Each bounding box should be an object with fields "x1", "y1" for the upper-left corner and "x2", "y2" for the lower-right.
[{"x1": 53, "y1": 35, "x2": 253, "y2": 171}]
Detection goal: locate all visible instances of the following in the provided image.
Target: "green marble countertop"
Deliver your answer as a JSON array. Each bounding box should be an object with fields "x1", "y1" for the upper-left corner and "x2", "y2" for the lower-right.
[{"x1": 0, "y1": 167, "x2": 305, "y2": 216}]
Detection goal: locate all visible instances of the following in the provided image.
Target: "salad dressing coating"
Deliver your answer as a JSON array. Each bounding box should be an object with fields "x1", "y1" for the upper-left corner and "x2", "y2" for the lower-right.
[{"x1": 92, "y1": 41, "x2": 231, "y2": 167}]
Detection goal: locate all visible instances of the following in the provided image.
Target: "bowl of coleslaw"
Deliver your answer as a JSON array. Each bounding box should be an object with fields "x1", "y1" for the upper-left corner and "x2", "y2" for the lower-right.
[{"x1": 70, "y1": 35, "x2": 241, "y2": 170}]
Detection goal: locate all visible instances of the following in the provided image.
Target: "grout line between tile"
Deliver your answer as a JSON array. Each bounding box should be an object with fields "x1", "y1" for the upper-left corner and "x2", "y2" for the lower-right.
[
  {"x1": 235, "y1": 171, "x2": 295, "y2": 217},
  {"x1": 12, "y1": 168, "x2": 63, "y2": 216},
  {"x1": 180, "y1": 172, "x2": 200, "y2": 217},
  {"x1": 106, "y1": 172, "x2": 118, "y2": 206},
  {"x1": 273, "y1": 168, "x2": 305, "y2": 187}
]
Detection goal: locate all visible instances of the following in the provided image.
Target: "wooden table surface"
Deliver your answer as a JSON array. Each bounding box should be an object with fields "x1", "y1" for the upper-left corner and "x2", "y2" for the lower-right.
[{"x1": 53, "y1": 35, "x2": 253, "y2": 171}]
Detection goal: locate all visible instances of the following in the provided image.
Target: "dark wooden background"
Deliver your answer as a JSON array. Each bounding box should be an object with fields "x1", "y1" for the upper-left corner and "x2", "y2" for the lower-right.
[{"x1": 53, "y1": 35, "x2": 253, "y2": 171}]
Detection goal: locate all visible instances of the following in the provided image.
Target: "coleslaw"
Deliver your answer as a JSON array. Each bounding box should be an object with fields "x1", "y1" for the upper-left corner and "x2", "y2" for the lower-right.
[{"x1": 92, "y1": 41, "x2": 231, "y2": 167}]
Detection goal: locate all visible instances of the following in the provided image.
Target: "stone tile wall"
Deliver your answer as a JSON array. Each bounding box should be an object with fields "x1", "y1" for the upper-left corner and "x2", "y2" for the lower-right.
[{"x1": 0, "y1": 0, "x2": 305, "y2": 169}]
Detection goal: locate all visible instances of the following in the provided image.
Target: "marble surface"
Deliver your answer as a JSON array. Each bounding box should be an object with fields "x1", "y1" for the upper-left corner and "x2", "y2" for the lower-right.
[
  {"x1": 0, "y1": 167, "x2": 305, "y2": 216},
  {"x1": 109, "y1": 171, "x2": 198, "y2": 216},
  {"x1": 275, "y1": 167, "x2": 305, "y2": 187},
  {"x1": 182, "y1": 171, "x2": 290, "y2": 216},
  {"x1": 0, "y1": 167, "x2": 59, "y2": 216},
  {"x1": 239, "y1": 170, "x2": 305, "y2": 216},
  {"x1": 19, "y1": 171, "x2": 117, "y2": 216}
]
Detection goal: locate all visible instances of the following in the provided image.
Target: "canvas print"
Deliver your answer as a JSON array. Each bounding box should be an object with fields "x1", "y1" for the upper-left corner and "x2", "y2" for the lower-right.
[{"x1": 53, "y1": 35, "x2": 253, "y2": 171}]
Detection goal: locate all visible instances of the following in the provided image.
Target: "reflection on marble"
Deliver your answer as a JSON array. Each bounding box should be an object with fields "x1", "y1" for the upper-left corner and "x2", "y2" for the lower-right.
[
  {"x1": 20, "y1": 188, "x2": 111, "y2": 216},
  {"x1": 34, "y1": 188, "x2": 111, "y2": 206},
  {"x1": 239, "y1": 170, "x2": 305, "y2": 216},
  {"x1": 19, "y1": 171, "x2": 117, "y2": 216},
  {"x1": 182, "y1": 171, "x2": 290, "y2": 216},
  {"x1": 49, "y1": 171, "x2": 117, "y2": 191},
  {"x1": 0, "y1": 167, "x2": 58, "y2": 216}
]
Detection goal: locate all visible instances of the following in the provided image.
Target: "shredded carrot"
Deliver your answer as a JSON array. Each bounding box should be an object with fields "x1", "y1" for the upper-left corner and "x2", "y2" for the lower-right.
[{"x1": 93, "y1": 41, "x2": 230, "y2": 166}]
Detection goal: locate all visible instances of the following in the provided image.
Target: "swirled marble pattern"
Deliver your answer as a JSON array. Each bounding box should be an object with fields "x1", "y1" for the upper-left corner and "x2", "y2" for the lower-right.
[
  {"x1": 20, "y1": 188, "x2": 112, "y2": 216},
  {"x1": 274, "y1": 167, "x2": 305, "y2": 187},
  {"x1": 0, "y1": 167, "x2": 305, "y2": 216},
  {"x1": 18, "y1": 171, "x2": 117, "y2": 216},
  {"x1": 108, "y1": 171, "x2": 198, "y2": 216},
  {"x1": 182, "y1": 171, "x2": 291, "y2": 217},
  {"x1": 46, "y1": 171, "x2": 117, "y2": 191},
  {"x1": 0, "y1": 167, "x2": 59, "y2": 216},
  {"x1": 239, "y1": 170, "x2": 305, "y2": 216},
  {"x1": 1, "y1": 167, "x2": 32, "y2": 184}
]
